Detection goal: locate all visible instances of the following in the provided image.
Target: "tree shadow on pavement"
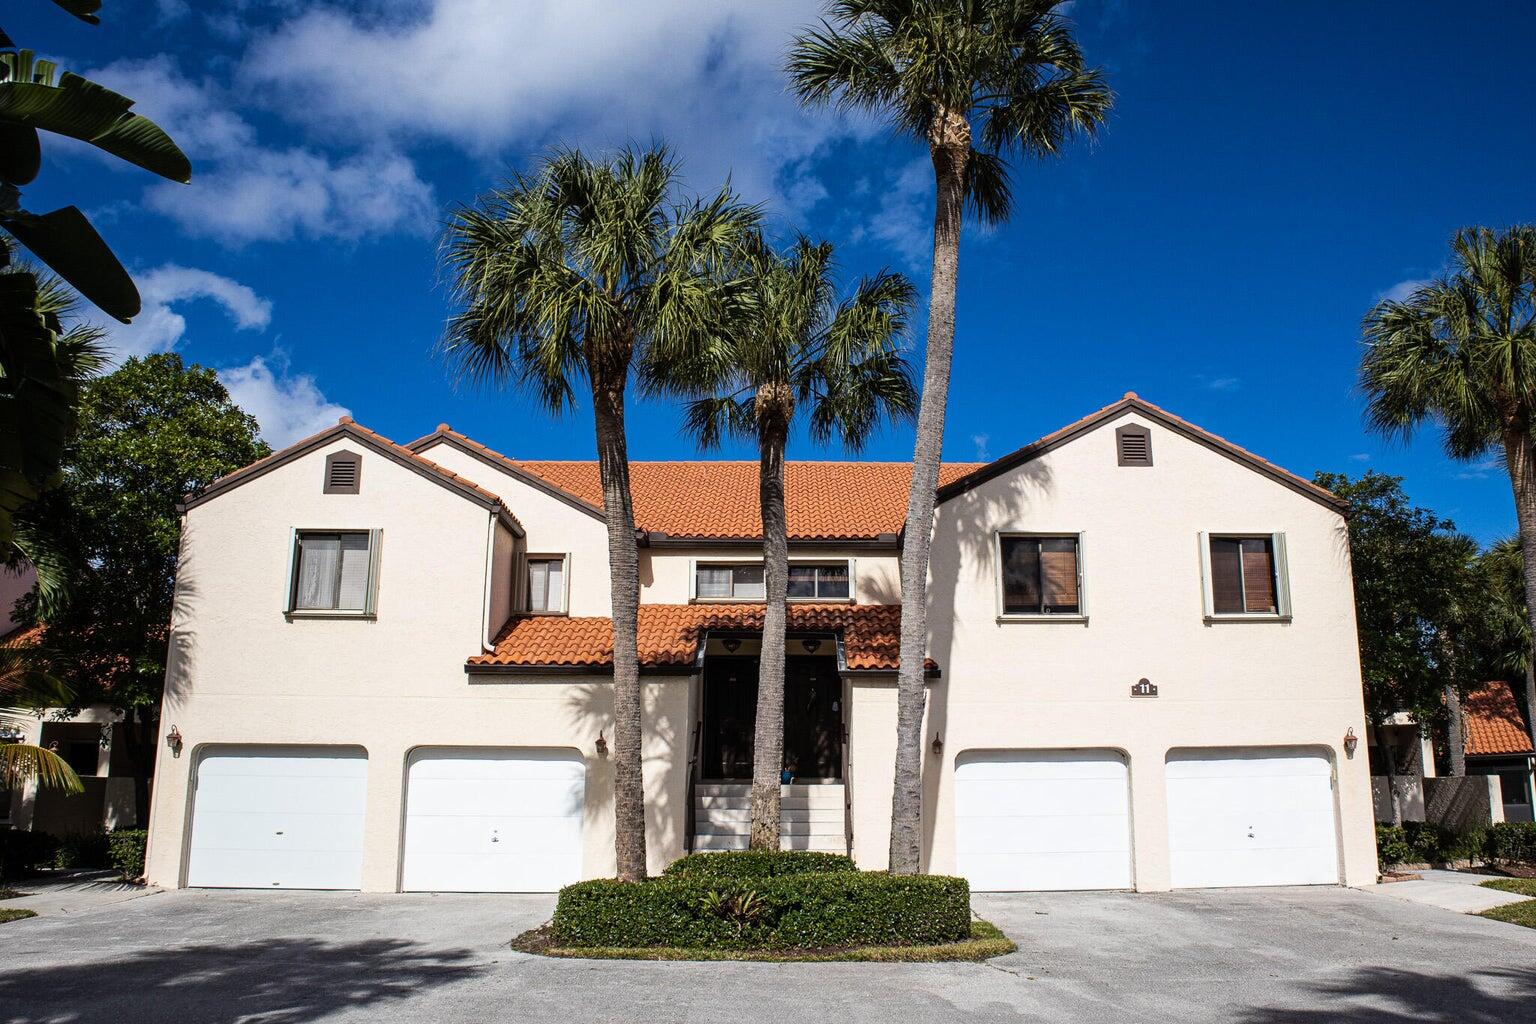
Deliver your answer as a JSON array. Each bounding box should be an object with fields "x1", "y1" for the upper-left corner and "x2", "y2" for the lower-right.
[
  {"x1": 0, "y1": 937, "x2": 484, "y2": 1024},
  {"x1": 1234, "y1": 965, "x2": 1536, "y2": 1023}
]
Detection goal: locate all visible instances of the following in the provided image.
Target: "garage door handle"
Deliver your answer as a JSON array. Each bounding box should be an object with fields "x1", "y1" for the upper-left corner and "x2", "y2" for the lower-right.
[{"x1": 275, "y1": 831, "x2": 284, "y2": 835}]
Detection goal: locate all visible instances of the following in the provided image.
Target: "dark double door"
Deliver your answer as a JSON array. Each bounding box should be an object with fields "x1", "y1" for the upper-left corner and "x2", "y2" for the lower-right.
[{"x1": 701, "y1": 655, "x2": 841, "y2": 780}]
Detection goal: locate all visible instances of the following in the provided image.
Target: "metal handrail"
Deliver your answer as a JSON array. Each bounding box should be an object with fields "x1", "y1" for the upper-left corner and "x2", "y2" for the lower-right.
[{"x1": 684, "y1": 718, "x2": 702, "y2": 853}]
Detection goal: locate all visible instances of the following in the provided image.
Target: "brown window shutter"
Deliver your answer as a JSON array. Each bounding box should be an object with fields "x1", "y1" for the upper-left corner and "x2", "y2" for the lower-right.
[
  {"x1": 1040, "y1": 538, "x2": 1079, "y2": 610},
  {"x1": 1241, "y1": 538, "x2": 1277, "y2": 613},
  {"x1": 1116, "y1": 424, "x2": 1152, "y2": 466},
  {"x1": 1001, "y1": 538, "x2": 1042, "y2": 614},
  {"x1": 1209, "y1": 537, "x2": 1244, "y2": 613},
  {"x1": 324, "y1": 451, "x2": 362, "y2": 494}
]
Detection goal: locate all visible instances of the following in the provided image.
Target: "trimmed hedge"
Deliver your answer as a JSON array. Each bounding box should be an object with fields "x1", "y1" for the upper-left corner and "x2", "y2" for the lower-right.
[
  {"x1": 1376, "y1": 821, "x2": 1536, "y2": 871},
  {"x1": 1488, "y1": 822, "x2": 1536, "y2": 863},
  {"x1": 662, "y1": 850, "x2": 855, "y2": 880},
  {"x1": 51, "y1": 832, "x2": 111, "y2": 871},
  {"x1": 108, "y1": 830, "x2": 147, "y2": 880},
  {"x1": 552, "y1": 872, "x2": 971, "y2": 951}
]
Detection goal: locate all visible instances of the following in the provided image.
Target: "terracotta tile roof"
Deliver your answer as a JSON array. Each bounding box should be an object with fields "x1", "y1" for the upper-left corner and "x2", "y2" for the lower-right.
[
  {"x1": 1, "y1": 624, "x2": 42, "y2": 648},
  {"x1": 1465, "y1": 680, "x2": 1535, "y2": 756},
  {"x1": 468, "y1": 603, "x2": 927, "y2": 672},
  {"x1": 410, "y1": 426, "x2": 979, "y2": 540}
]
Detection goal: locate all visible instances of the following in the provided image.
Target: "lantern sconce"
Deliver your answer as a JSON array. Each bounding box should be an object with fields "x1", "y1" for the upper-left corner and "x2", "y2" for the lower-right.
[
  {"x1": 1342, "y1": 727, "x2": 1358, "y2": 758},
  {"x1": 722, "y1": 637, "x2": 742, "y2": 653},
  {"x1": 595, "y1": 730, "x2": 609, "y2": 757},
  {"x1": 166, "y1": 725, "x2": 184, "y2": 758},
  {"x1": 801, "y1": 639, "x2": 822, "y2": 654},
  {"x1": 931, "y1": 732, "x2": 943, "y2": 756}
]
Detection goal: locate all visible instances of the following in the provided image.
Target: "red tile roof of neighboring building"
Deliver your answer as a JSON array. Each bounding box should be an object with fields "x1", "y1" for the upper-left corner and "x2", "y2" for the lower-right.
[
  {"x1": 410, "y1": 426, "x2": 981, "y2": 541},
  {"x1": 1465, "y1": 680, "x2": 1535, "y2": 756},
  {"x1": 468, "y1": 603, "x2": 927, "y2": 673}
]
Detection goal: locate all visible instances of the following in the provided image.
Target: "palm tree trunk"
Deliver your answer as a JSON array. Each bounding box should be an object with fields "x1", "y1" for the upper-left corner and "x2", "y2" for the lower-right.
[
  {"x1": 750, "y1": 408, "x2": 790, "y2": 850},
  {"x1": 591, "y1": 369, "x2": 647, "y2": 882},
  {"x1": 1444, "y1": 683, "x2": 1466, "y2": 777},
  {"x1": 1374, "y1": 721, "x2": 1403, "y2": 827},
  {"x1": 1524, "y1": 661, "x2": 1536, "y2": 756},
  {"x1": 1504, "y1": 431, "x2": 1536, "y2": 760},
  {"x1": 889, "y1": 114, "x2": 970, "y2": 875}
]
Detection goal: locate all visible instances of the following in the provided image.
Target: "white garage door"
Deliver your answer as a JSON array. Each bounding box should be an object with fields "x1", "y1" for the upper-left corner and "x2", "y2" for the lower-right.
[
  {"x1": 1166, "y1": 749, "x2": 1339, "y2": 888},
  {"x1": 402, "y1": 748, "x2": 585, "y2": 893},
  {"x1": 187, "y1": 747, "x2": 367, "y2": 890},
  {"x1": 955, "y1": 750, "x2": 1132, "y2": 891}
]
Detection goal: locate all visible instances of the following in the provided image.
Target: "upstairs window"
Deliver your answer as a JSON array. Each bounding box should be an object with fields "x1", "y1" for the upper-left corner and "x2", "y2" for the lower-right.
[
  {"x1": 1202, "y1": 533, "x2": 1290, "y2": 618},
  {"x1": 695, "y1": 563, "x2": 765, "y2": 600},
  {"x1": 999, "y1": 535, "x2": 1082, "y2": 616},
  {"x1": 288, "y1": 530, "x2": 380, "y2": 615},
  {"x1": 527, "y1": 556, "x2": 567, "y2": 614},
  {"x1": 787, "y1": 563, "x2": 851, "y2": 600}
]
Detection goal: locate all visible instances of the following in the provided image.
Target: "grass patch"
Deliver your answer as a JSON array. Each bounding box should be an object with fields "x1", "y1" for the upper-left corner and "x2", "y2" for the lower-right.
[
  {"x1": 0, "y1": 888, "x2": 22, "y2": 900},
  {"x1": 0, "y1": 908, "x2": 37, "y2": 924},
  {"x1": 1478, "y1": 879, "x2": 1536, "y2": 929},
  {"x1": 1480, "y1": 878, "x2": 1536, "y2": 897},
  {"x1": 513, "y1": 918, "x2": 1016, "y2": 962}
]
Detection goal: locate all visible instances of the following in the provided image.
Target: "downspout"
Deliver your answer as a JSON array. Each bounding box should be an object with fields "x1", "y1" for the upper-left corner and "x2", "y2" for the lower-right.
[{"x1": 481, "y1": 511, "x2": 497, "y2": 652}]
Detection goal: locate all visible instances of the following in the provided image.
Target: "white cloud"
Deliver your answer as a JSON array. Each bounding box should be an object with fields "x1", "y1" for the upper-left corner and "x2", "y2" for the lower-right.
[
  {"x1": 1197, "y1": 375, "x2": 1241, "y2": 392},
  {"x1": 86, "y1": 57, "x2": 435, "y2": 245},
  {"x1": 971, "y1": 433, "x2": 991, "y2": 461},
  {"x1": 849, "y1": 158, "x2": 935, "y2": 268},
  {"x1": 218, "y1": 354, "x2": 350, "y2": 448},
  {"x1": 107, "y1": 264, "x2": 273, "y2": 363},
  {"x1": 1348, "y1": 452, "x2": 1370, "y2": 462},
  {"x1": 1455, "y1": 457, "x2": 1504, "y2": 481},
  {"x1": 237, "y1": 1, "x2": 859, "y2": 209},
  {"x1": 1378, "y1": 278, "x2": 1432, "y2": 304}
]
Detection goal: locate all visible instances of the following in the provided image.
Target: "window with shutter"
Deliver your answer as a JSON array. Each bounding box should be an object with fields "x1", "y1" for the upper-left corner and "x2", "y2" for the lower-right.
[
  {"x1": 999, "y1": 535, "x2": 1081, "y2": 615},
  {"x1": 1206, "y1": 534, "x2": 1282, "y2": 616},
  {"x1": 527, "y1": 556, "x2": 567, "y2": 613},
  {"x1": 695, "y1": 561, "x2": 850, "y2": 601},
  {"x1": 1116, "y1": 424, "x2": 1152, "y2": 466},
  {"x1": 290, "y1": 530, "x2": 378, "y2": 613},
  {"x1": 324, "y1": 451, "x2": 362, "y2": 494}
]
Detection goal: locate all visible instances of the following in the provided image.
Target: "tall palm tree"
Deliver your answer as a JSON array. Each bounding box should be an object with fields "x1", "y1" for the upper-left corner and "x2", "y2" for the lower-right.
[
  {"x1": 650, "y1": 235, "x2": 916, "y2": 849},
  {"x1": 787, "y1": 0, "x2": 1112, "y2": 872},
  {"x1": 1361, "y1": 225, "x2": 1536, "y2": 770},
  {"x1": 441, "y1": 145, "x2": 758, "y2": 881}
]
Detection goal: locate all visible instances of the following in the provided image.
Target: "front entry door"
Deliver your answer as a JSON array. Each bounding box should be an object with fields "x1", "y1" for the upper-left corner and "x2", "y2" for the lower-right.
[{"x1": 701, "y1": 653, "x2": 842, "y2": 781}]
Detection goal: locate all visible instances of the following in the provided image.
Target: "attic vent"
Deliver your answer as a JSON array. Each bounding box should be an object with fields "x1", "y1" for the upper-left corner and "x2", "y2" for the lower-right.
[
  {"x1": 1116, "y1": 425, "x2": 1152, "y2": 467},
  {"x1": 324, "y1": 451, "x2": 362, "y2": 494}
]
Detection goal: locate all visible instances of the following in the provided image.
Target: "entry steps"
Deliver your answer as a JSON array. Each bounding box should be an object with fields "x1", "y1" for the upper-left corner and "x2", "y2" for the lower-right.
[{"x1": 691, "y1": 782, "x2": 847, "y2": 853}]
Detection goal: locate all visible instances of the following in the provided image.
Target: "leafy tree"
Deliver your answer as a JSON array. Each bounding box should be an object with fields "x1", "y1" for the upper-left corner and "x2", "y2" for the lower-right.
[
  {"x1": 787, "y1": 0, "x2": 1112, "y2": 872},
  {"x1": 19, "y1": 354, "x2": 268, "y2": 823},
  {"x1": 1360, "y1": 224, "x2": 1536, "y2": 779},
  {"x1": 441, "y1": 145, "x2": 758, "y2": 881},
  {"x1": 0, "y1": 1, "x2": 190, "y2": 545},
  {"x1": 1464, "y1": 538, "x2": 1536, "y2": 754},
  {"x1": 1317, "y1": 471, "x2": 1476, "y2": 821},
  {"x1": 651, "y1": 234, "x2": 916, "y2": 848}
]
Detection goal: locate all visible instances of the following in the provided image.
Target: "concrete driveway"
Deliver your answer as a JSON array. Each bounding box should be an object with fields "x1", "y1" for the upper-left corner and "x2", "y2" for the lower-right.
[{"x1": 2, "y1": 885, "x2": 1533, "y2": 1024}]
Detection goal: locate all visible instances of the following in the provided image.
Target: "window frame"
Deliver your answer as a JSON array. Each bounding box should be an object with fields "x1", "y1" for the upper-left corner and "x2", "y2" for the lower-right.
[
  {"x1": 689, "y1": 558, "x2": 856, "y2": 604},
  {"x1": 993, "y1": 531, "x2": 1088, "y2": 623},
  {"x1": 1198, "y1": 531, "x2": 1291, "y2": 622},
  {"x1": 284, "y1": 527, "x2": 382, "y2": 619},
  {"x1": 524, "y1": 553, "x2": 571, "y2": 615}
]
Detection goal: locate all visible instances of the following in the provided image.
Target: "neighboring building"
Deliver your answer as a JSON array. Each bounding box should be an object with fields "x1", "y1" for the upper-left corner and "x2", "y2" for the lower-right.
[
  {"x1": 1464, "y1": 680, "x2": 1535, "y2": 823},
  {"x1": 142, "y1": 393, "x2": 1378, "y2": 894}
]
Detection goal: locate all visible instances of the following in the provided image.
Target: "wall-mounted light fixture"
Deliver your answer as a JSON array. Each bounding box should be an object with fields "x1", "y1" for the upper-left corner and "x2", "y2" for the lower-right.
[
  {"x1": 1343, "y1": 727, "x2": 1358, "y2": 758},
  {"x1": 165, "y1": 725, "x2": 183, "y2": 758},
  {"x1": 722, "y1": 637, "x2": 742, "y2": 653},
  {"x1": 801, "y1": 639, "x2": 822, "y2": 654},
  {"x1": 931, "y1": 732, "x2": 943, "y2": 756},
  {"x1": 595, "y1": 730, "x2": 609, "y2": 757}
]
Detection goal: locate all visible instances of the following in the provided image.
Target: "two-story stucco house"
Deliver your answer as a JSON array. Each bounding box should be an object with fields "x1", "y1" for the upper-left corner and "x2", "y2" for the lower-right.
[{"x1": 142, "y1": 393, "x2": 1378, "y2": 894}]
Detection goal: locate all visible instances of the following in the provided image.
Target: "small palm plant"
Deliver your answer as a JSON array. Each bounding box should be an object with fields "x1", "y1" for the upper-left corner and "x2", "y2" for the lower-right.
[
  {"x1": 441, "y1": 144, "x2": 759, "y2": 881},
  {"x1": 1, "y1": 639, "x2": 81, "y2": 795},
  {"x1": 787, "y1": 0, "x2": 1112, "y2": 873},
  {"x1": 651, "y1": 235, "x2": 916, "y2": 850},
  {"x1": 1361, "y1": 225, "x2": 1536, "y2": 764}
]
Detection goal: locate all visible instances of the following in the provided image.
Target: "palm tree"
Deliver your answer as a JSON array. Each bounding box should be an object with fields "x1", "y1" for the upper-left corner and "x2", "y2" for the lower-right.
[
  {"x1": 1472, "y1": 538, "x2": 1536, "y2": 753},
  {"x1": 650, "y1": 235, "x2": 916, "y2": 849},
  {"x1": 441, "y1": 145, "x2": 758, "y2": 881},
  {"x1": 1, "y1": 637, "x2": 81, "y2": 795},
  {"x1": 787, "y1": 0, "x2": 1112, "y2": 872},
  {"x1": 1361, "y1": 225, "x2": 1536, "y2": 772}
]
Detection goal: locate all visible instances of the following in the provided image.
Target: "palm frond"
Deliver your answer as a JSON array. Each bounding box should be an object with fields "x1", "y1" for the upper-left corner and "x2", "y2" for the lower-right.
[{"x1": 0, "y1": 743, "x2": 83, "y2": 793}]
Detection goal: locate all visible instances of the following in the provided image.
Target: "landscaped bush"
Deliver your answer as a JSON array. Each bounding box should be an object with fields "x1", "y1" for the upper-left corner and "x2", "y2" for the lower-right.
[
  {"x1": 552, "y1": 871, "x2": 971, "y2": 951},
  {"x1": 1487, "y1": 822, "x2": 1536, "y2": 864},
  {"x1": 1375, "y1": 825, "x2": 1413, "y2": 871},
  {"x1": 0, "y1": 830, "x2": 59, "y2": 881},
  {"x1": 662, "y1": 850, "x2": 856, "y2": 880},
  {"x1": 108, "y1": 829, "x2": 148, "y2": 880},
  {"x1": 51, "y1": 832, "x2": 111, "y2": 871}
]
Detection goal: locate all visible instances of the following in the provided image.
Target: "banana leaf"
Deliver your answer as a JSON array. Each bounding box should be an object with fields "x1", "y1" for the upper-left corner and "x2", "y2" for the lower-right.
[
  {"x1": 1, "y1": 206, "x2": 139, "y2": 321},
  {"x1": 0, "y1": 124, "x2": 42, "y2": 186}
]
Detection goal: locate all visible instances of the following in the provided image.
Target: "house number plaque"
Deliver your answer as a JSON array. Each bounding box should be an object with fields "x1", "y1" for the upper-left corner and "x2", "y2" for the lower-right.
[{"x1": 1131, "y1": 678, "x2": 1158, "y2": 697}]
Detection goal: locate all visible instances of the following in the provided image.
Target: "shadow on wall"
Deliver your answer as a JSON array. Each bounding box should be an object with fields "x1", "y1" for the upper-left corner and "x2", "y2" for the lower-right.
[
  {"x1": 0, "y1": 937, "x2": 483, "y2": 1024},
  {"x1": 1234, "y1": 965, "x2": 1536, "y2": 1024},
  {"x1": 163, "y1": 528, "x2": 204, "y2": 707},
  {"x1": 920, "y1": 458, "x2": 1054, "y2": 868}
]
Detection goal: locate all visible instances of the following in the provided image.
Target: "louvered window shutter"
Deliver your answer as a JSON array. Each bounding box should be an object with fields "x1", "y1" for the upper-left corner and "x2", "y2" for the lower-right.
[
  {"x1": 1040, "y1": 538, "x2": 1080, "y2": 610},
  {"x1": 1116, "y1": 425, "x2": 1152, "y2": 466},
  {"x1": 324, "y1": 451, "x2": 362, "y2": 494},
  {"x1": 1240, "y1": 538, "x2": 1277, "y2": 613},
  {"x1": 1209, "y1": 537, "x2": 1245, "y2": 613}
]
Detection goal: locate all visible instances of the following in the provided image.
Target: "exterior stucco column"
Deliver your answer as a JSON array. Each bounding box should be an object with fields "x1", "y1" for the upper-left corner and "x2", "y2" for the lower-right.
[{"x1": 1127, "y1": 746, "x2": 1171, "y2": 892}]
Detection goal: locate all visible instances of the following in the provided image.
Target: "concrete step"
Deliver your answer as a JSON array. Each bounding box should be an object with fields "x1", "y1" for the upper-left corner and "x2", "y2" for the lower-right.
[
  {"x1": 694, "y1": 806, "x2": 845, "y2": 825},
  {"x1": 694, "y1": 818, "x2": 846, "y2": 837},
  {"x1": 693, "y1": 795, "x2": 844, "y2": 812},
  {"x1": 691, "y1": 834, "x2": 848, "y2": 853}
]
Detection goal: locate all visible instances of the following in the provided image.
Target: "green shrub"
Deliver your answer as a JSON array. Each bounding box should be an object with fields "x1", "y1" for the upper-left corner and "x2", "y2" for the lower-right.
[
  {"x1": 52, "y1": 832, "x2": 110, "y2": 871},
  {"x1": 1376, "y1": 825, "x2": 1412, "y2": 870},
  {"x1": 1377, "y1": 821, "x2": 1494, "y2": 870},
  {"x1": 552, "y1": 872, "x2": 971, "y2": 951},
  {"x1": 1488, "y1": 822, "x2": 1536, "y2": 864},
  {"x1": 107, "y1": 830, "x2": 147, "y2": 879},
  {"x1": 0, "y1": 831, "x2": 59, "y2": 881},
  {"x1": 663, "y1": 850, "x2": 856, "y2": 880}
]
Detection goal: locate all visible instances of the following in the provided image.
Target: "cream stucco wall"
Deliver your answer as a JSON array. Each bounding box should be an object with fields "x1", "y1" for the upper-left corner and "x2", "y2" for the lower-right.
[{"x1": 878, "y1": 410, "x2": 1376, "y2": 889}]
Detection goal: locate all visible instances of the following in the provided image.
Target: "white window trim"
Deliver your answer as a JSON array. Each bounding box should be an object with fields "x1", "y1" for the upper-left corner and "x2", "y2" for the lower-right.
[
  {"x1": 688, "y1": 557, "x2": 856, "y2": 604},
  {"x1": 1198, "y1": 530, "x2": 1292, "y2": 622},
  {"x1": 284, "y1": 527, "x2": 382, "y2": 619},
  {"x1": 524, "y1": 552, "x2": 572, "y2": 616},
  {"x1": 993, "y1": 530, "x2": 1088, "y2": 624}
]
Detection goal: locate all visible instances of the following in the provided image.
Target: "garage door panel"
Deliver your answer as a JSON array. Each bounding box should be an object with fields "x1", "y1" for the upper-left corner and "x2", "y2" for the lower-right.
[
  {"x1": 406, "y1": 777, "x2": 584, "y2": 819},
  {"x1": 404, "y1": 814, "x2": 583, "y2": 855},
  {"x1": 955, "y1": 750, "x2": 1132, "y2": 891},
  {"x1": 196, "y1": 774, "x2": 368, "y2": 813},
  {"x1": 188, "y1": 848, "x2": 364, "y2": 890},
  {"x1": 188, "y1": 810, "x2": 367, "y2": 853}
]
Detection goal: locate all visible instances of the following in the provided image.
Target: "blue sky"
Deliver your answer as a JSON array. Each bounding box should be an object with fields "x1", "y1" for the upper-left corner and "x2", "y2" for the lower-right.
[{"x1": 11, "y1": 1, "x2": 1535, "y2": 543}]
